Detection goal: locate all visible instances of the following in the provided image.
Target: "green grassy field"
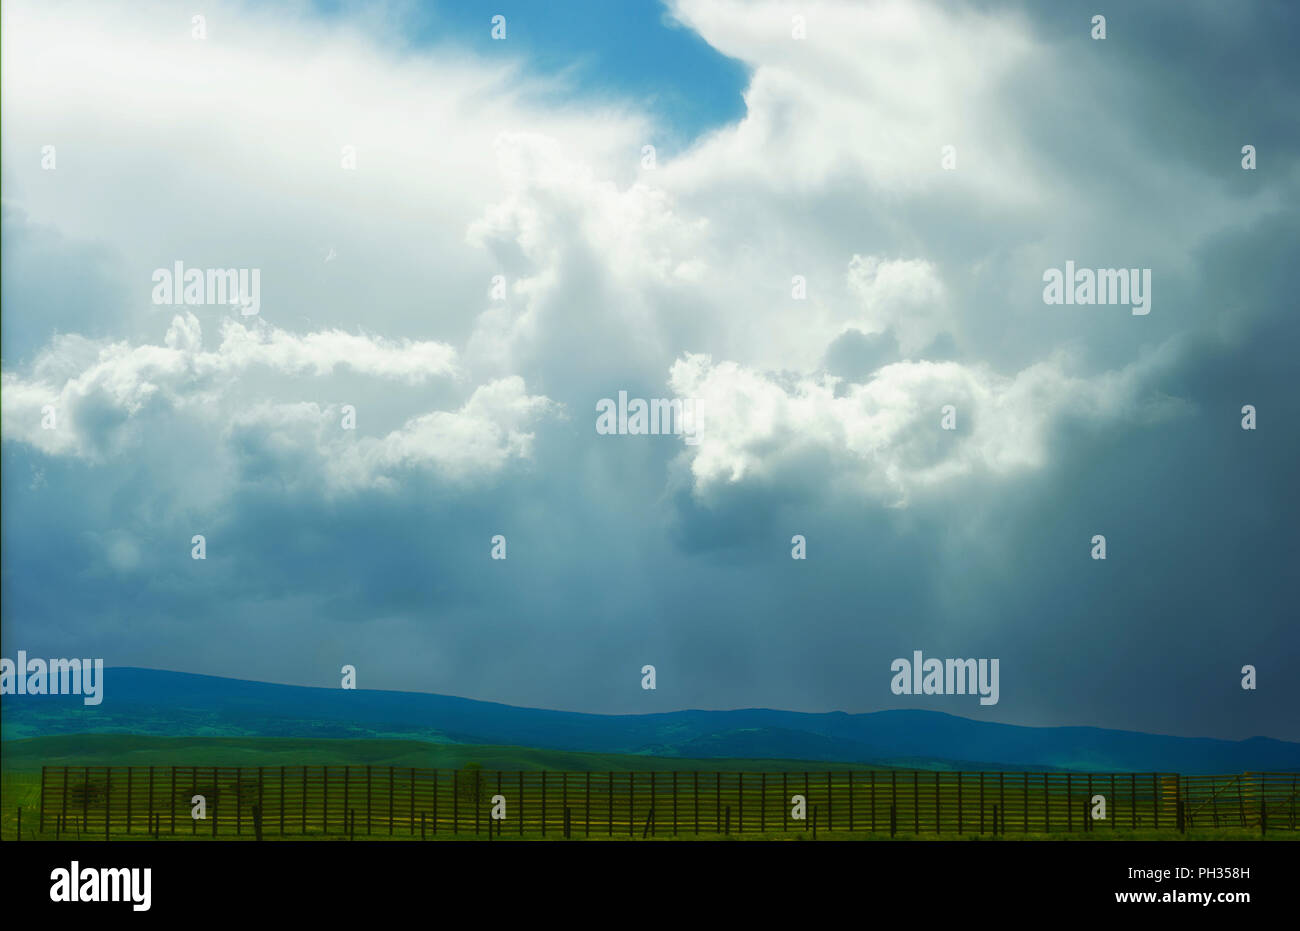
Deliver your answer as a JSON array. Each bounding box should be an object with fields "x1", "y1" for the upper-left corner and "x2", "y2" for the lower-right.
[
  {"x1": 4, "y1": 735, "x2": 1294, "y2": 841},
  {"x1": 0, "y1": 734, "x2": 868, "y2": 841},
  {"x1": 0, "y1": 733, "x2": 874, "y2": 773}
]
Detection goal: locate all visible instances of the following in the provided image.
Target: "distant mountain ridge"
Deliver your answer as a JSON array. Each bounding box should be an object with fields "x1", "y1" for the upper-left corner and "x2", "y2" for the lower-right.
[{"x1": 3, "y1": 667, "x2": 1296, "y2": 773}]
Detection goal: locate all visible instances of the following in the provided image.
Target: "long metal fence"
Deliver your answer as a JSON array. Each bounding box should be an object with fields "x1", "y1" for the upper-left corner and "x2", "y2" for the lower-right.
[{"x1": 34, "y1": 766, "x2": 1300, "y2": 839}]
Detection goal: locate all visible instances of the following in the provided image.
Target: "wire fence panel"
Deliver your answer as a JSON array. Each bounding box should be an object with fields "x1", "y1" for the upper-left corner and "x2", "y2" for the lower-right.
[{"x1": 32, "y1": 766, "x2": 1299, "y2": 839}]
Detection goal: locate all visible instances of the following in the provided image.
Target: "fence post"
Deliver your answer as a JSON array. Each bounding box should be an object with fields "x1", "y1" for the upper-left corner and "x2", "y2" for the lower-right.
[
  {"x1": 345, "y1": 769, "x2": 356, "y2": 842},
  {"x1": 643, "y1": 808, "x2": 654, "y2": 839},
  {"x1": 627, "y1": 773, "x2": 634, "y2": 838},
  {"x1": 804, "y1": 772, "x2": 811, "y2": 832},
  {"x1": 890, "y1": 803, "x2": 896, "y2": 838},
  {"x1": 253, "y1": 804, "x2": 263, "y2": 841},
  {"x1": 935, "y1": 772, "x2": 942, "y2": 833},
  {"x1": 629, "y1": 773, "x2": 635, "y2": 838},
  {"x1": 1000, "y1": 772, "x2": 1005, "y2": 836},
  {"x1": 693, "y1": 771, "x2": 699, "y2": 835},
  {"x1": 565, "y1": 806, "x2": 571, "y2": 839},
  {"x1": 322, "y1": 766, "x2": 328, "y2": 835},
  {"x1": 453, "y1": 770, "x2": 460, "y2": 835},
  {"x1": 61, "y1": 767, "x2": 69, "y2": 839},
  {"x1": 981, "y1": 772, "x2": 986, "y2": 834},
  {"x1": 1043, "y1": 773, "x2": 1049, "y2": 834},
  {"x1": 890, "y1": 771, "x2": 896, "y2": 835},
  {"x1": 1083, "y1": 773, "x2": 1090, "y2": 835},
  {"x1": 719, "y1": 773, "x2": 724, "y2": 833},
  {"x1": 957, "y1": 771, "x2": 963, "y2": 834},
  {"x1": 913, "y1": 771, "x2": 918, "y2": 833}
]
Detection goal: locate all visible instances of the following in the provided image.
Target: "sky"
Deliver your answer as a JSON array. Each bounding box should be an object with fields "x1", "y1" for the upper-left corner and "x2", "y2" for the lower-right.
[{"x1": 2, "y1": 0, "x2": 1297, "y2": 740}]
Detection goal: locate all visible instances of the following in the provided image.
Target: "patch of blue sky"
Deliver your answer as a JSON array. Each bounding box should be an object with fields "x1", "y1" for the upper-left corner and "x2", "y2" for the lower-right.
[{"x1": 305, "y1": 0, "x2": 750, "y2": 155}]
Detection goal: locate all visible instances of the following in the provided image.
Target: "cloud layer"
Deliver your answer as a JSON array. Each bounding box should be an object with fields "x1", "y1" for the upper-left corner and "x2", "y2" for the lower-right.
[{"x1": 2, "y1": 0, "x2": 1297, "y2": 740}]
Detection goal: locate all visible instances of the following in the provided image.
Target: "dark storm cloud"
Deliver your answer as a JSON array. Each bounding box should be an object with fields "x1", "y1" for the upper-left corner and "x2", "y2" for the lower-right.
[{"x1": 2, "y1": 0, "x2": 1296, "y2": 741}]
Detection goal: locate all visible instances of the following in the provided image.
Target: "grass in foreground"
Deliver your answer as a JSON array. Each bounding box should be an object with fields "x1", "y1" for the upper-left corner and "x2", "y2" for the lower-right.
[
  {"x1": 4, "y1": 735, "x2": 1294, "y2": 842},
  {"x1": 0, "y1": 734, "x2": 878, "y2": 774}
]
